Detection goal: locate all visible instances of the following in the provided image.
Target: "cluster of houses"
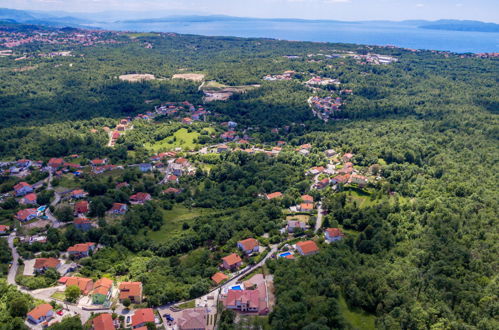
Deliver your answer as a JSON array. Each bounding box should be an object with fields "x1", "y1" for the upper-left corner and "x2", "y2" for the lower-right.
[
  {"x1": 263, "y1": 70, "x2": 296, "y2": 81},
  {"x1": 1, "y1": 28, "x2": 121, "y2": 49},
  {"x1": 155, "y1": 101, "x2": 210, "y2": 124},
  {"x1": 310, "y1": 95, "x2": 344, "y2": 121},
  {"x1": 354, "y1": 53, "x2": 398, "y2": 65},
  {"x1": 109, "y1": 118, "x2": 132, "y2": 146},
  {"x1": 0, "y1": 159, "x2": 43, "y2": 178},
  {"x1": 305, "y1": 76, "x2": 341, "y2": 87}
]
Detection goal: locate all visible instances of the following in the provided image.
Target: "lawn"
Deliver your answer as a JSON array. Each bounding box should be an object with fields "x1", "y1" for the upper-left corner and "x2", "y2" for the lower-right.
[
  {"x1": 145, "y1": 128, "x2": 200, "y2": 152},
  {"x1": 286, "y1": 214, "x2": 310, "y2": 223},
  {"x1": 145, "y1": 205, "x2": 213, "y2": 243},
  {"x1": 50, "y1": 291, "x2": 66, "y2": 301},
  {"x1": 345, "y1": 188, "x2": 375, "y2": 208},
  {"x1": 177, "y1": 300, "x2": 196, "y2": 309},
  {"x1": 338, "y1": 294, "x2": 376, "y2": 330},
  {"x1": 54, "y1": 175, "x2": 81, "y2": 190}
]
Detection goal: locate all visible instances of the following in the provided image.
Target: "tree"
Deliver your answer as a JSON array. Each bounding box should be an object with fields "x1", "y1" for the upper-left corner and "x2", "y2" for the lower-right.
[
  {"x1": 122, "y1": 298, "x2": 131, "y2": 308},
  {"x1": 65, "y1": 285, "x2": 81, "y2": 303},
  {"x1": 9, "y1": 297, "x2": 29, "y2": 317},
  {"x1": 47, "y1": 316, "x2": 83, "y2": 330},
  {"x1": 54, "y1": 205, "x2": 74, "y2": 222}
]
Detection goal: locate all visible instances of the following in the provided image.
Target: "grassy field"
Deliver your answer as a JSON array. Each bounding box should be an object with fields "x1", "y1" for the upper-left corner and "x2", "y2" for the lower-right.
[
  {"x1": 126, "y1": 32, "x2": 160, "y2": 38},
  {"x1": 339, "y1": 294, "x2": 376, "y2": 330},
  {"x1": 345, "y1": 188, "x2": 375, "y2": 208},
  {"x1": 50, "y1": 291, "x2": 66, "y2": 301},
  {"x1": 145, "y1": 128, "x2": 200, "y2": 152},
  {"x1": 145, "y1": 206, "x2": 213, "y2": 243},
  {"x1": 54, "y1": 175, "x2": 81, "y2": 190}
]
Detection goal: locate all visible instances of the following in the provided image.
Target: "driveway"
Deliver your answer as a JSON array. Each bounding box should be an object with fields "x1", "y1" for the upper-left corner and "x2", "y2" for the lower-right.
[
  {"x1": 23, "y1": 259, "x2": 35, "y2": 276},
  {"x1": 7, "y1": 233, "x2": 19, "y2": 284}
]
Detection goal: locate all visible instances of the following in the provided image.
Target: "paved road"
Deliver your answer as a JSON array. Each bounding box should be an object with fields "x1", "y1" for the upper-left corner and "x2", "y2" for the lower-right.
[
  {"x1": 315, "y1": 202, "x2": 324, "y2": 233},
  {"x1": 7, "y1": 233, "x2": 19, "y2": 285}
]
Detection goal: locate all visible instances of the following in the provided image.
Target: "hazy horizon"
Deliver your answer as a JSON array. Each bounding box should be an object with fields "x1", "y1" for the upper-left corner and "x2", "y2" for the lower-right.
[{"x1": 2, "y1": 0, "x2": 499, "y2": 24}]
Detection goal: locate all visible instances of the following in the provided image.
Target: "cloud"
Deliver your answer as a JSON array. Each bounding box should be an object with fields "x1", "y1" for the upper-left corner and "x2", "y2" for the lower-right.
[{"x1": 416, "y1": 3, "x2": 424, "y2": 7}]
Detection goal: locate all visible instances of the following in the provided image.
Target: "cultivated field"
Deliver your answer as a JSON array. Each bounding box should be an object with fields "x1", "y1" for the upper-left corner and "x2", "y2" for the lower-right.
[
  {"x1": 172, "y1": 73, "x2": 205, "y2": 82},
  {"x1": 118, "y1": 73, "x2": 155, "y2": 82}
]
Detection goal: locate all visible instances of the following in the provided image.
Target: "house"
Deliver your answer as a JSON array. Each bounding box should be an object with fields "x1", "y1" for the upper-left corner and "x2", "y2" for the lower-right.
[
  {"x1": 182, "y1": 117, "x2": 193, "y2": 125},
  {"x1": 177, "y1": 308, "x2": 208, "y2": 330},
  {"x1": 138, "y1": 163, "x2": 152, "y2": 172},
  {"x1": 34, "y1": 258, "x2": 60, "y2": 273},
  {"x1": 237, "y1": 238, "x2": 259, "y2": 255},
  {"x1": 342, "y1": 153, "x2": 354, "y2": 162},
  {"x1": 112, "y1": 131, "x2": 120, "y2": 140},
  {"x1": 325, "y1": 149, "x2": 337, "y2": 157},
  {"x1": 167, "y1": 175, "x2": 179, "y2": 183},
  {"x1": 211, "y1": 272, "x2": 228, "y2": 285},
  {"x1": 93, "y1": 313, "x2": 115, "y2": 330},
  {"x1": 223, "y1": 288, "x2": 268, "y2": 315},
  {"x1": 74, "y1": 218, "x2": 93, "y2": 231},
  {"x1": 265, "y1": 192, "x2": 283, "y2": 200},
  {"x1": 115, "y1": 182, "x2": 130, "y2": 189},
  {"x1": 21, "y1": 193, "x2": 37, "y2": 205},
  {"x1": 307, "y1": 166, "x2": 325, "y2": 176},
  {"x1": 13, "y1": 182, "x2": 33, "y2": 196},
  {"x1": 301, "y1": 195, "x2": 314, "y2": 204},
  {"x1": 222, "y1": 253, "x2": 242, "y2": 271},
  {"x1": 17, "y1": 159, "x2": 32, "y2": 168},
  {"x1": 299, "y1": 203, "x2": 314, "y2": 212},
  {"x1": 0, "y1": 225, "x2": 10, "y2": 234},
  {"x1": 325, "y1": 228, "x2": 344, "y2": 242},
  {"x1": 16, "y1": 208, "x2": 38, "y2": 222},
  {"x1": 163, "y1": 187, "x2": 181, "y2": 195},
  {"x1": 119, "y1": 282, "x2": 143, "y2": 304},
  {"x1": 331, "y1": 174, "x2": 350, "y2": 185},
  {"x1": 27, "y1": 304, "x2": 53, "y2": 325},
  {"x1": 131, "y1": 308, "x2": 155, "y2": 329},
  {"x1": 295, "y1": 241, "x2": 319, "y2": 256},
  {"x1": 59, "y1": 276, "x2": 94, "y2": 295},
  {"x1": 91, "y1": 159, "x2": 107, "y2": 166},
  {"x1": 48, "y1": 158, "x2": 64, "y2": 169},
  {"x1": 287, "y1": 220, "x2": 308, "y2": 233},
  {"x1": 67, "y1": 242, "x2": 96, "y2": 258},
  {"x1": 217, "y1": 145, "x2": 229, "y2": 153},
  {"x1": 92, "y1": 278, "x2": 113, "y2": 305},
  {"x1": 74, "y1": 201, "x2": 89, "y2": 215},
  {"x1": 350, "y1": 174, "x2": 368, "y2": 186},
  {"x1": 71, "y1": 189, "x2": 88, "y2": 199},
  {"x1": 130, "y1": 192, "x2": 152, "y2": 205},
  {"x1": 109, "y1": 203, "x2": 127, "y2": 215},
  {"x1": 315, "y1": 178, "x2": 330, "y2": 190}
]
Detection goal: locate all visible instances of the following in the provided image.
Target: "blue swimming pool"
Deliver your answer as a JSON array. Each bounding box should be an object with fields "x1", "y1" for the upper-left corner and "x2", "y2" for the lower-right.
[
  {"x1": 230, "y1": 285, "x2": 243, "y2": 290},
  {"x1": 279, "y1": 252, "x2": 292, "y2": 258}
]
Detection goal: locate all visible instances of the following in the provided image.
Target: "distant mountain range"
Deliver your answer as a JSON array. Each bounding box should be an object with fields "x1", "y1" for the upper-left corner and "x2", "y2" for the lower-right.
[{"x1": 1, "y1": 7, "x2": 498, "y2": 33}]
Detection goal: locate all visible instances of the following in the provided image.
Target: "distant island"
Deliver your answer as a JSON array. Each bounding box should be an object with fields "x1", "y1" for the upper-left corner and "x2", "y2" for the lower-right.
[{"x1": 419, "y1": 20, "x2": 499, "y2": 33}]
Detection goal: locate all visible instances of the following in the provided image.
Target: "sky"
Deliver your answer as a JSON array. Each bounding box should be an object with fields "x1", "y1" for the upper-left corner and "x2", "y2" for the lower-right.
[{"x1": 2, "y1": 0, "x2": 499, "y2": 23}]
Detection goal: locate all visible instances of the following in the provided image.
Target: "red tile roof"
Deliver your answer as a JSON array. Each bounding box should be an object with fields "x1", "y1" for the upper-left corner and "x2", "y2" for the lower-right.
[
  {"x1": 326, "y1": 228, "x2": 344, "y2": 238},
  {"x1": 225, "y1": 290, "x2": 259, "y2": 309},
  {"x1": 130, "y1": 192, "x2": 151, "y2": 202},
  {"x1": 301, "y1": 195, "x2": 314, "y2": 203},
  {"x1": 27, "y1": 304, "x2": 53, "y2": 320},
  {"x1": 296, "y1": 241, "x2": 319, "y2": 255},
  {"x1": 211, "y1": 272, "x2": 228, "y2": 284},
  {"x1": 16, "y1": 208, "x2": 37, "y2": 221},
  {"x1": 238, "y1": 238, "x2": 259, "y2": 251},
  {"x1": 14, "y1": 181, "x2": 31, "y2": 191},
  {"x1": 23, "y1": 193, "x2": 37, "y2": 202},
  {"x1": 131, "y1": 308, "x2": 154, "y2": 327},
  {"x1": 119, "y1": 282, "x2": 142, "y2": 300},
  {"x1": 34, "y1": 257, "x2": 60, "y2": 269},
  {"x1": 266, "y1": 192, "x2": 283, "y2": 200},
  {"x1": 222, "y1": 253, "x2": 242, "y2": 267},
  {"x1": 67, "y1": 242, "x2": 95, "y2": 253},
  {"x1": 74, "y1": 201, "x2": 89, "y2": 214},
  {"x1": 74, "y1": 217, "x2": 91, "y2": 225},
  {"x1": 93, "y1": 313, "x2": 115, "y2": 330}
]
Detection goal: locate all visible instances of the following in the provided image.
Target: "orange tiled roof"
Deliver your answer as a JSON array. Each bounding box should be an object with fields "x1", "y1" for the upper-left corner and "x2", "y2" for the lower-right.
[
  {"x1": 211, "y1": 272, "x2": 228, "y2": 284},
  {"x1": 222, "y1": 253, "x2": 242, "y2": 267},
  {"x1": 296, "y1": 241, "x2": 319, "y2": 255},
  {"x1": 27, "y1": 304, "x2": 53, "y2": 320}
]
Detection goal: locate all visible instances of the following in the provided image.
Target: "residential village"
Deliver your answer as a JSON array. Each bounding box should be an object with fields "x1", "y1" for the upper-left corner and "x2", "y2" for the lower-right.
[{"x1": 0, "y1": 109, "x2": 382, "y2": 328}]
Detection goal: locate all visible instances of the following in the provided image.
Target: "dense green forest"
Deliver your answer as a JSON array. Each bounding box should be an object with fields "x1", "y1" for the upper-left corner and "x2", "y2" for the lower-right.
[{"x1": 0, "y1": 22, "x2": 497, "y2": 329}]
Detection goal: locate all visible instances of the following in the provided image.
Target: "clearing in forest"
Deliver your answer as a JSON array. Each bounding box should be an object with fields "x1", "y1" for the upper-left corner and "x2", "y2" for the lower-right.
[
  {"x1": 172, "y1": 73, "x2": 205, "y2": 82},
  {"x1": 145, "y1": 128, "x2": 200, "y2": 152},
  {"x1": 119, "y1": 73, "x2": 156, "y2": 82}
]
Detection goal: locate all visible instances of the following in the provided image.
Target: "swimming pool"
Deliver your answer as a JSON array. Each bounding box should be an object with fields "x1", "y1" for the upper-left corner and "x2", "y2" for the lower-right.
[
  {"x1": 230, "y1": 285, "x2": 243, "y2": 290},
  {"x1": 279, "y1": 252, "x2": 292, "y2": 258}
]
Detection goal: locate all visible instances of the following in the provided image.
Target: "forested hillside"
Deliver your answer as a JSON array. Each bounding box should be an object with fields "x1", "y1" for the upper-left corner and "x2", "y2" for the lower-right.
[{"x1": 0, "y1": 22, "x2": 497, "y2": 330}]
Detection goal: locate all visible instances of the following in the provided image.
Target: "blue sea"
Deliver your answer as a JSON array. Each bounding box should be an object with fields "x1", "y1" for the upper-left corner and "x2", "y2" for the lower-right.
[{"x1": 100, "y1": 19, "x2": 499, "y2": 53}]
